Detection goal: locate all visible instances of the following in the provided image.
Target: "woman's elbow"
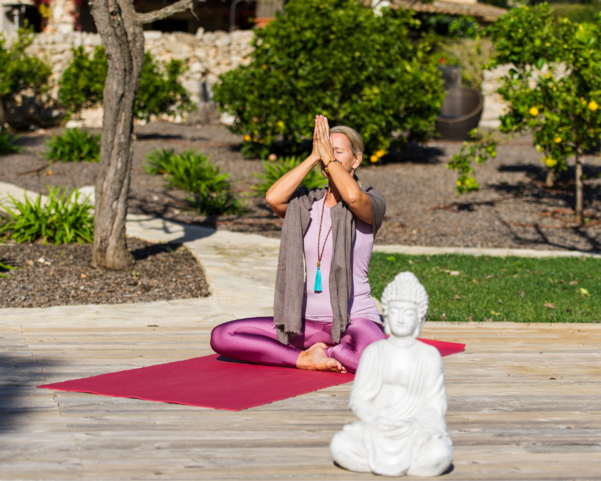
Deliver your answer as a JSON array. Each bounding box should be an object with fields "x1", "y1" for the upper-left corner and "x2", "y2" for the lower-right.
[{"x1": 346, "y1": 192, "x2": 361, "y2": 207}]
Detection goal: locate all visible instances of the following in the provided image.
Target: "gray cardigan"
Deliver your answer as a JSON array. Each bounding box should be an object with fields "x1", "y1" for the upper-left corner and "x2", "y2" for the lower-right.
[{"x1": 273, "y1": 185, "x2": 386, "y2": 345}]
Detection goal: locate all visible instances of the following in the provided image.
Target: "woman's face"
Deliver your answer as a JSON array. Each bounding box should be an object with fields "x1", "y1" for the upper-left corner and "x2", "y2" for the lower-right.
[{"x1": 328, "y1": 133, "x2": 361, "y2": 175}]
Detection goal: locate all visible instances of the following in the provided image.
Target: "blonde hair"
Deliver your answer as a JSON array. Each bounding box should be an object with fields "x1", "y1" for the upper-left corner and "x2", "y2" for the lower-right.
[{"x1": 330, "y1": 125, "x2": 364, "y2": 157}]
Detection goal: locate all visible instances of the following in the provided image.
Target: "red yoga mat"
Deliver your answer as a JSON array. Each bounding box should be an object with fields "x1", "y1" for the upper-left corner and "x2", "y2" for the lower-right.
[{"x1": 37, "y1": 339, "x2": 465, "y2": 411}]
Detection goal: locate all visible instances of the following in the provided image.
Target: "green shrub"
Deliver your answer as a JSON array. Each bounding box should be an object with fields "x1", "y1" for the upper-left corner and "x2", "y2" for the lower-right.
[
  {"x1": 0, "y1": 27, "x2": 51, "y2": 105},
  {"x1": 57, "y1": 46, "x2": 107, "y2": 113},
  {"x1": 145, "y1": 149, "x2": 244, "y2": 216},
  {"x1": 0, "y1": 129, "x2": 22, "y2": 155},
  {"x1": 251, "y1": 156, "x2": 327, "y2": 197},
  {"x1": 551, "y1": 4, "x2": 601, "y2": 23},
  {"x1": 44, "y1": 128, "x2": 100, "y2": 162},
  {"x1": 58, "y1": 47, "x2": 193, "y2": 120},
  {"x1": 0, "y1": 186, "x2": 94, "y2": 245},
  {"x1": 213, "y1": 0, "x2": 445, "y2": 159},
  {"x1": 137, "y1": 53, "x2": 194, "y2": 122}
]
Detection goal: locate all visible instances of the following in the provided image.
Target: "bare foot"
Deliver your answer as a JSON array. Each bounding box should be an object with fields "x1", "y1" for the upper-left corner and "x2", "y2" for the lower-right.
[{"x1": 296, "y1": 343, "x2": 347, "y2": 373}]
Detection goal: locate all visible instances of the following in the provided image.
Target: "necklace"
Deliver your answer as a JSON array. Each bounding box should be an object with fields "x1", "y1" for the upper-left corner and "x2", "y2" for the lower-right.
[{"x1": 314, "y1": 196, "x2": 332, "y2": 293}]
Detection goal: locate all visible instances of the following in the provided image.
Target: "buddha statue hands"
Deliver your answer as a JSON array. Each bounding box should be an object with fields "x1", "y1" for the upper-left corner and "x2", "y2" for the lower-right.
[{"x1": 330, "y1": 272, "x2": 453, "y2": 477}]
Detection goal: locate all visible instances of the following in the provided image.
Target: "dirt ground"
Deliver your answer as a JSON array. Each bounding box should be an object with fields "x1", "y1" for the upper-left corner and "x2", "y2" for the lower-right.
[
  {"x1": 0, "y1": 238, "x2": 209, "y2": 308},
  {"x1": 2, "y1": 121, "x2": 601, "y2": 252}
]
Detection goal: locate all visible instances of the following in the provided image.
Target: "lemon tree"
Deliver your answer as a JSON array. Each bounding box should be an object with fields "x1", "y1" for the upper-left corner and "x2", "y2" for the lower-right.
[
  {"x1": 447, "y1": 5, "x2": 601, "y2": 223},
  {"x1": 213, "y1": 0, "x2": 444, "y2": 159}
]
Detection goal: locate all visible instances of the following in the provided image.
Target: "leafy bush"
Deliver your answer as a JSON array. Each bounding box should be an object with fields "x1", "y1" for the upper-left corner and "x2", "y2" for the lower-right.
[
  {"x1": 213, "y1": 0, "x2": 445, "y2": 159},
  {"x1": 44, "y1": 128, "x2": 100, "y2": 162},
  {"x1": 137, "y1": 53, "x2": 194, "y2": 122},
  {"x1": 0, "y1": 129, "x2": 22, "y2": 155},
  {"x1": 145, "y1": 149, "x2": 244, "y2": 216},
  {"x1": 0, "y1": 27, "x2": 51, "y2": 105},
  {"x1": 551, "y1": 3, "x2": 601, "y2": 23},
  {"x1": 58, "y1": 47, "x2": 193, "y2": 120},
  {"x1": 0, "y1": 186, "x2": 94, "y2": 245},
  {"x1": 251, "y1": 156, "x2": 327, "y2": 197},
  {"x1": 58, "y1": 46, "x2": 107, "y2": 113}
]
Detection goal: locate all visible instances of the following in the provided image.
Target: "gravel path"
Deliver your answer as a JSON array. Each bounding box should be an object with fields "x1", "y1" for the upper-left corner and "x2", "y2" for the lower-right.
[{"x1": 2, "y1": 121, "x2": 600, "y2": 251}]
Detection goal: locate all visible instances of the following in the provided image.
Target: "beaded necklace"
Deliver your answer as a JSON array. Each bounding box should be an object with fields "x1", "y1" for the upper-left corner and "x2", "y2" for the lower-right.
[{"x1": 314, "y1": 195, "x2": 332, "y2": 293}]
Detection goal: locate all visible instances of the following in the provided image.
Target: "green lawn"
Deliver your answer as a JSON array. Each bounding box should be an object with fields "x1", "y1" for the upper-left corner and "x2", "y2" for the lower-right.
[{"x1": 368, "y1": 253, "x2": 601, "y2": 323}]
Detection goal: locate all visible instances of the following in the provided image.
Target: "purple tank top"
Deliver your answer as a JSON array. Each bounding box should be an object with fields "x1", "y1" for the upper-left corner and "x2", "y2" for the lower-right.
[{"x1": 302, "y1": 195, "x2": 381, "y2": 324}]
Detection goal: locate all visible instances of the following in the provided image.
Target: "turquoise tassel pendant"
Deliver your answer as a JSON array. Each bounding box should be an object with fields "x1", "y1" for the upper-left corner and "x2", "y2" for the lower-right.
[{"x1": 314, "y1": 264, "x2": 323, "y2": 293}]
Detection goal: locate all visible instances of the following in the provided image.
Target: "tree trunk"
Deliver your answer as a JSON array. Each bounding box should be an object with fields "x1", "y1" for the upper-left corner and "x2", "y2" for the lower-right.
[
  {"x1": 545, "y1": 168, "x2": 555, "y2": 188},
  {"x1": 90, "y1": 0, "x2": 145, "y2": 270},
  {"x1": 575, "y1": 152, "x2": 583, "y2": 224}
]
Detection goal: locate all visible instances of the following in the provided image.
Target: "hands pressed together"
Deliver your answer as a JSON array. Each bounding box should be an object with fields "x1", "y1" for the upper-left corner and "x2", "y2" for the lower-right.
[{"x1": 311, "y1": 115, "x2": 336, "y2": 169}]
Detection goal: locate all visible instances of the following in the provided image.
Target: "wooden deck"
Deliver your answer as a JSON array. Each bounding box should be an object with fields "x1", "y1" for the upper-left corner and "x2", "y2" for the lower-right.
[{"x1": 1, "y1": 319, "x2": 600, "y2": 480}]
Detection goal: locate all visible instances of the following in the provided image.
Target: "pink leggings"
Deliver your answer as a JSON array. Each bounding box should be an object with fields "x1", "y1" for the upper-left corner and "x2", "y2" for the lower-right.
[{"x1": 210, "y1": 317, "x2": 386, "y2": 374}]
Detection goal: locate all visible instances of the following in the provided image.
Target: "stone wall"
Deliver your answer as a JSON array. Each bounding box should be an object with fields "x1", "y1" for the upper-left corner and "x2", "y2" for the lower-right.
[{"x1": 25, "y1": 28, "x2": 255, "y2": 125}]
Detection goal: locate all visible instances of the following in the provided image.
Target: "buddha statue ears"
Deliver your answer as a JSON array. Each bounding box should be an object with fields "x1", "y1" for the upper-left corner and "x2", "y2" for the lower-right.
[{"x1": 381, "y1": 272, "x2": 429, "y2": 340}]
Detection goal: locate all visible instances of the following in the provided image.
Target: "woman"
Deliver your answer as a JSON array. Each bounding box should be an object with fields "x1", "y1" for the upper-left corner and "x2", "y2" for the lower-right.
[{"x1": 210, "y1": 115, "x2": 386, "y2": 374}]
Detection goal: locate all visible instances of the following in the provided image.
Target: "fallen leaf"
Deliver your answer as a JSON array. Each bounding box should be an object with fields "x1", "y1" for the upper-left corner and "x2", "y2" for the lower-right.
[
  {"x1": 579, "y1": 288, "x2": 590, "y2": 297},
  {"x1": 544, "y1": 303, "x2": 556, "y2": 309},
  {"x1": 486, "y1": 274, "x2": 494, "y2": 279},
  {"x1": 519, "y1": 291, "x2": 525, "y2": 297},
  {"x1": 497, "y1": 299, "x2": 503, "y2": 304},
  {"x1": 454, "y1": 295, "x2": 462, "y2": 300},
  {"x1": 491, "y1": 311, "x2": 502, "y2": 316},
  {"x1": 81, "y1": 273, "x2": 87, "y2": 279},
  {"x1": 570, "y1": 280, "x2": 578, "y2": 285}
]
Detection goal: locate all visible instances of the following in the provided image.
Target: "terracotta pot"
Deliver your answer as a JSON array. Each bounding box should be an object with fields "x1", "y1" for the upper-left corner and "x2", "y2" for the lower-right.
[{"x1": 253, "y1": 17, "x2": 275, "y2": 28}]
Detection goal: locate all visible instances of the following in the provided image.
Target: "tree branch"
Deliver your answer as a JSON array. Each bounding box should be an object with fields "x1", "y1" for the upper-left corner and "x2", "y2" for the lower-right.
[{"x1": 137, "y1": 0, "x2": 205, "y2": 25}]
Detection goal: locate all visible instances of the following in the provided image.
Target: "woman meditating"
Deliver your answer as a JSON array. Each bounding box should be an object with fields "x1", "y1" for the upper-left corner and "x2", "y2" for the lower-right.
[{"x1": 210, "y1": 116, "x2": 386, "y2": 374}]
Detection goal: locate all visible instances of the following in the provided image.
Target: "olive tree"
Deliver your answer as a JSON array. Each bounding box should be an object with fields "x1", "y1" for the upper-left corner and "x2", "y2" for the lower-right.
[{"x1": 89, "y1": 0, "x2": 202, "y2": 270}]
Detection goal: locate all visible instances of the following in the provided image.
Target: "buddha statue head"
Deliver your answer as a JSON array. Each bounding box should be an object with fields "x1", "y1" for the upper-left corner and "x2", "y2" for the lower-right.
[{"x1": 380, "y1": 272, "x2": 429, "y2": 339}]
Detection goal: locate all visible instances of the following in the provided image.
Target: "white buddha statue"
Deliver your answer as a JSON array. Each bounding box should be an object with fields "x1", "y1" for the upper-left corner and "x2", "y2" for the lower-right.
[{"x1": 330, "y1": 272, "x2": 453, "y2": 477}]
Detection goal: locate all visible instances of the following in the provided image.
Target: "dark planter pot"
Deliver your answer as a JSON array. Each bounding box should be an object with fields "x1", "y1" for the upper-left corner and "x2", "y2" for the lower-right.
[{"x1": 435, "y1": 87, "x2": 483, "y2": 141}]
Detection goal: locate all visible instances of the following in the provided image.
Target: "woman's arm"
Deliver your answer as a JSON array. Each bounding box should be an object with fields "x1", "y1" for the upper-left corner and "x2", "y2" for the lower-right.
[
  {"x1": 265, "y1": 121, "x2": 322, "y2": 218},
  {"x1": 316, "y1": 117, "x2": 374, "y2": 225}
]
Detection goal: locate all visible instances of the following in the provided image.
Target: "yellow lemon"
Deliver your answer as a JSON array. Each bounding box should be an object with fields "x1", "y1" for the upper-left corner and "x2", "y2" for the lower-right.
[
  {"x1": 535, "y1": 144, "x2": 543, "y2": 153},
  {"x1": 589, "y1": 101, "x2": 598, "y2": 111},
  {"x1": 545, "y1": 73, "x2": 552, "y2": 79},
  {"x1": 277, "y1": 120, "x2": 285, "y2": 130},
  {"x1": 529, "y1": 107, "x2": 539, "y2": 116},
  {"x1": 244, "y1": 134, "x2": 251, "y2": 141},
  {"x1": 545, "y1": 157, "x2": 557, "y2": 168},
  {"x1": 262, "y1": 64, "x2": 268, "y2": 69},
  {"x1": 376, "y1": 150, "x2": 386, "y2": 158},
  {"x1": 553, "y1": 86, "x2": 557, "y2": 91},
  {"x1": 491, "y1": 151, "x2": 497, "y2": 158},
  {"x1": 554, "y1": 136, "x2": 562, "y2": 143},
  {"x1": 456, "y1": 180, "x2": 462, "y2": 186},
  {"x1": 370, "y1": 155, "x2": 378, "y2": 163}
]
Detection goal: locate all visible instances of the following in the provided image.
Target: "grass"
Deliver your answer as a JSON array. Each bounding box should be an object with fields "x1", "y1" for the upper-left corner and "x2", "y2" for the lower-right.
[{"x1": 368, "y1": 253, "x2": 601, "y2": 323}]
